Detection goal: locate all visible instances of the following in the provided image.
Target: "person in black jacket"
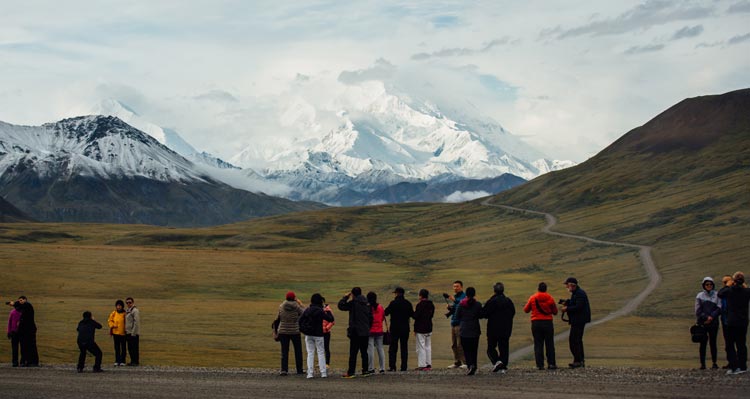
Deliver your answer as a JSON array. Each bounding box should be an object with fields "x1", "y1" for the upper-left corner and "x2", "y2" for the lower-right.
[
  {"x1": 455, "y1": 287, "x2": 482, "y2": 376},
  {"x1": 338, "y1": 287, "x2": 372, "y2": 378},
  {"x1": 718, "y1": 271, "x2": 750, "y2": 375},
  {"x1": 481, "y1": 282, "x2": 515, "y2": 373},
  {"x1": 412, "y1": 289, "x2": 435, "y2": 371},
  {"x1": 301, "y1": 293, "x2": 334, "y2": 379},
  {"x1": 77, "y1": 311, "x2": 103, "y2": 373},
  {"x1": 561, "y1": 277, "x2": 591, "y2": 369},
  {"x1": 384, "y1": 287, "x2": 414, "y2": 371},
  {"x1": 16, "y1": 296, "x2": 39, "y2": 367}
]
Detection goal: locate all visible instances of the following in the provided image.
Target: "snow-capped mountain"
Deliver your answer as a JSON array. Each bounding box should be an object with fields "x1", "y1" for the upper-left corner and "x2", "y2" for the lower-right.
[
  {"x1": 91, "y1": 99, "x2": 238, "y2": 170},
  {"x1": 0, "y1": 116, "x2": 322, "y2": 226},
  {"x1": 230, "y1": 81, "x2": 573, "y2": 203}
]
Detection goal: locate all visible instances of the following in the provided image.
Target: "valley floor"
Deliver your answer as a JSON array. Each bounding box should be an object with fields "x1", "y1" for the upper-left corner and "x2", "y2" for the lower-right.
[{"x1": 2, "y1": 364, "x2": 747, "y2": 399}]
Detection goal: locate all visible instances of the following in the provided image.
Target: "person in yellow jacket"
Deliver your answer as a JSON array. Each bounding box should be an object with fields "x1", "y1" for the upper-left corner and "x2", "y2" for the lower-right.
[{"x1": 107, "y1": 300, "x2": 127, "y2": 366}]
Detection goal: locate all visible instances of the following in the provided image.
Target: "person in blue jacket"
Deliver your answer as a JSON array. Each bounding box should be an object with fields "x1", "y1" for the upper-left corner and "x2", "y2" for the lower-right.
[
  {"x1": 561, "y1": 277, "x2": 590, "y2": 369},
  {"x1": 445, "y1": 280, "x2": 467, "y2": 369}
]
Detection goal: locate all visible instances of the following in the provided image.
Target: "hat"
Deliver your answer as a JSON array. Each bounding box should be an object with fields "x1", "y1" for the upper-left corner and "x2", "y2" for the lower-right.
[
  {"x1": 564, "y1": 277, "x2": 578, "y2": 285},
  {"x1": 393, "y1": 287, "x2": 405, "y2": 295},
  {"x1": 286, "y1": 291, "x2": 296, "y2": 300}
]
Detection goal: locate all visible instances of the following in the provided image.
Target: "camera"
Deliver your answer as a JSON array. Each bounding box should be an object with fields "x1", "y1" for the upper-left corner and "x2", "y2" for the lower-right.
[
  {"x1": 4, "y1": 302, "x2": 11, "y2": 305},
  {"x1": 558, "y1": 299, "x2": 569, "y2": 306},
  {"x1": 442, "y1": 293, "x2": 450, "y2": 299}
]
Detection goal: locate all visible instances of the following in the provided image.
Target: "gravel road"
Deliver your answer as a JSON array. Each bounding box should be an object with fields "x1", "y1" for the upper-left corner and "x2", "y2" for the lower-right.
[{"x1": 2, "y1": 365, "x2": 747, "y2": 399}]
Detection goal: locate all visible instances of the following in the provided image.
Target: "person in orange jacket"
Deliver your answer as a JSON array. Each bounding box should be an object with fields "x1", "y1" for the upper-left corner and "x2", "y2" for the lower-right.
[
  {"x1": 322, "y1": 297, "x2": 335, "y2": 369},
  {"x1": 523, "y1": 282, "x2": 558, "y2": 370},
  {"x1": 107, "y1": 300, "x2": 127, "y2": 366}
]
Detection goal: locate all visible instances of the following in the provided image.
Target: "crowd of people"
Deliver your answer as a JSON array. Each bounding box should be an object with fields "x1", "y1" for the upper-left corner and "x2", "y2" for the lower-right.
[
  {"x1": 273, "y1": 278, "x2": 592, "y2": 378},
  {"x1": 5, "y1": 296, "x2": 141, "y2": 372},
  {"x1": 694, "y1": 272, "x2": 750, "y2": 375}
]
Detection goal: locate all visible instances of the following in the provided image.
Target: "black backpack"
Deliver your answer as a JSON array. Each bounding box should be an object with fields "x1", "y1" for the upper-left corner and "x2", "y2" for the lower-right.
[
  {"x1": 299, "y1": 308, "x2": 315, "y2": 335},
  {"x1": 690, "y1": 323, "x2": 707, "y2": 343}
]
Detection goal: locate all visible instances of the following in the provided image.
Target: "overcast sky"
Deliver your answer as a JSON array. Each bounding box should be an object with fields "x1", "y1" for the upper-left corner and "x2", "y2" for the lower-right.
[{"x1": 1, "y1": 0, "x2": 748, "y2": 162}]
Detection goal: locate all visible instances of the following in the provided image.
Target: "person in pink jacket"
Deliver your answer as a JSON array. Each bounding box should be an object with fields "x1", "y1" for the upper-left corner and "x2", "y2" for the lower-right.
[
  {"x1": 7, "y1": 302, "x2": 22, "y2": 367},
  {"x1": 367, "y1": 291, "x2": 386, "y2": 373}
]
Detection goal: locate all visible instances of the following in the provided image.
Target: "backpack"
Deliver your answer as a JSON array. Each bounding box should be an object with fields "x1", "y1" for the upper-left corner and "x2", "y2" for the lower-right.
[
  {"x1": 299, "y1": 308, "x2": 315, "y2": 336},
  {"x1": 690, "y1": 323, "x2": 706, "y2": 343}
]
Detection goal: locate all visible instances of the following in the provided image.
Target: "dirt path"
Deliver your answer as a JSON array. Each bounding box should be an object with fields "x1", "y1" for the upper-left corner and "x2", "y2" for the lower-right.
[
  {"x1": 480, "y1": 199, "x2": 662, "y2": 361},
  {"x1": 1, "y1": 365, "x2": 744, "y2": 399}
]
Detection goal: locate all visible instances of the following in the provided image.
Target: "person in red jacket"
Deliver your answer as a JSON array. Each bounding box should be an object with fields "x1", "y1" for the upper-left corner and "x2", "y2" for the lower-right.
[{"x1": 523, "y1": 282, "x2": 558, "y2": 370}]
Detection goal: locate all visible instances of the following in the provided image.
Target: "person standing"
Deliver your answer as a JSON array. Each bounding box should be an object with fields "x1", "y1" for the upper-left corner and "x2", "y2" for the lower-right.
[
  {"x1": 6, "y1": 302, "x2": 22, "y2": 367},
  {"x1": 300, "y1": 293, "x2": 334, "y2": 379},
  {"x1": 413, "y1": 289, "x2": 435, "y2": 371},
  {"x1": 695, "y1": 277, "x2": 721, "y2": 369},
  {"x1": 720, "y1": 275, "x2": 733, "y2": 369},
  {"x1": 561, "y1": 277, "x2": 591, "y2": 369},
  {"x1": 125, "y1": 297, "x2": 141, "y2": 366},
  {"x1": 455, "y1": 287, "x2": 482, "y2": 375},
  {"x1": 277, "y1": 291, "x2": 305, "y2": 376},
  {"x1": 718, "y1": 271, "x2": 750, "y2": 375},
  {"x1": 445, "y1": 280, "x2": 467, "y2": 368},
  {"x1": 366, "y1": 292, "x2": 386, "y2": 373},
  {"x1": 321, "y1": 297, "x2": 335, "y2": 370},
  {"x1": 77, "y1": 311, "x2": 103, "y2": 373},
  {"x1": 107, "y1": 300, "x2": 127, "y2": 367},
  {"x1": 481, "y1": 282, "x2": 516, "y2": 373},
  {"x1": 338, "y1": 287, "x2": 372, "y2": 378},
  {"x1": 385, "y1": 287, "x2": 414, "y2": 372},
  {"x1": 523, "y1": 282, "x2": 558, "y2": 370},
  {"x1": 16, "y1": 296, "x2": 39, "y2": 367}
]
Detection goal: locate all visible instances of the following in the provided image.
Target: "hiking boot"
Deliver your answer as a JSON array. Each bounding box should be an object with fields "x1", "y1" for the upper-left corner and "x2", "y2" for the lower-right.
[{"x1": 492, "y1": 361, "x2": 504, "y2": 373}]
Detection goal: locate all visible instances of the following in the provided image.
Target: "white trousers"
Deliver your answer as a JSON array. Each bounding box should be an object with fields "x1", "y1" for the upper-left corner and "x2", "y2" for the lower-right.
[
  {"x1": 415, "y1": 333, "x2": 432, "y2": 368},
  {"x1": 305, "y1": 335, "x2": 326, "y2": 377}
]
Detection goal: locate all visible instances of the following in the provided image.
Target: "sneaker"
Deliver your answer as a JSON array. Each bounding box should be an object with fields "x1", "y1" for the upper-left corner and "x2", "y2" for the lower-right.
[
  {"x1": 279, "y1": 371, "x2": 288, "y2": 376},
  {"x1": 548, "y1": 365, "x2": 558, "y2": 370},
  {"x1": 736, "y1": 369, "x2": 748, "y2": 375},
  {"x1": 361, "y1": 371, "x2": 372, "y2": 377},
  {"x1": 711, "y1": 363, "x2": 719, "y2": 370},
  {"x1": 727, "y1": 368, "x2": 741, "y2": 375},
  {"x1": 77, "y1": 368, "x2": 84, "y2": 373},
  {"x1": 568, "y1": 362, "x2": 583, "y2": 369},
  {"x1": 342, "y1": 373, "x2": 356, "y2": 379},
  {"x1": 499, "y1": 369, "x2": 507, "y2": 374},
  {"x1": 537, "y1": 366, "x2": 545, "y2": 370},
  {"x1": 447, "y1": 363, "x2": 461, "y2": 369},
  {"x1": 700, "y1": 364, "x2": 706, "y2": 370},
  {"x1": 459, "y1": 364, "x2": 468, "y2": 369},
  {"x1": 492, "y1": 360, "x2": 504, "y2": 373},
  {"x1": 387, "y1": 367, "x2": 397, "y2": 372},
  {"x1": 321, "y1": 373, "x2": 327, "y2": 378},
  {"x1": 466, "y1": 366, "x2": 477, "y2": 376},
  {"x1": 120, "y1": 363, "x2": 127, "y2": 367},
  {"x1": 379, "y1": 369, "x2": 385, "y2": 373},
  {"x1": 93, "y1": 368, "x2": 104, "y2": 373},
  {"x1": 113, "y1": 363, "x2": 119, "y2": 367},
  {"x1": 126, "y1": 363, "x2": 139, "y2": 367},
  {"x1": 306, "y1": 374, "x2": 314, "y2": 379}
]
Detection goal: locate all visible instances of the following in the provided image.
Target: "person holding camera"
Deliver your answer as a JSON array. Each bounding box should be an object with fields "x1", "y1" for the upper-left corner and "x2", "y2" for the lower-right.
[
  {"x1": 561, "y1": 277, "x2": 590, "y2": 369},
  {"x1": 718, "y1": 271, "x2": 750, "y2": 375},
  {"x1": 277, "y1": 291, "x2": 305, "y2": 376},
  {"x1": 481, "y1": 282, "x2": 515, "y2": 373},
  {"x1": 444, "y1": 280, "x2": 467, "y2": 369},
  {"x1": 455, "y1": 287, "x2": 482, "y2": 376},
  {"x1": 15, "y1": 296, "x2": 39, "y2": 367},
  {"x1": 523, "y1": 282, "x2": 558, "y2": 370},
  {"x1": 695, "y1": 277, "x2": 721, "y2": 370},
  {"x1": 338, "y1": 287, "x2": 372, "y2": 378}
]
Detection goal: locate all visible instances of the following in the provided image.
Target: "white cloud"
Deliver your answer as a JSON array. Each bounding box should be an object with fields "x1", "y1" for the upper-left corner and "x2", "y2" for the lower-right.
[{"x1": 443, "y1": 191, "x2": 490, "y2": 203}]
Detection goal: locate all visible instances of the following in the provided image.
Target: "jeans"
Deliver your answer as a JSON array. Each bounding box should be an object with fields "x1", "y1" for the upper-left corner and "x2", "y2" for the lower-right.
[
  {"x1": 389, "y1": 332, "x2": 409, "y2": 371},
  {"x1": 368, "y1": 335, "x2": 386, "y2": 371},
  {"x1": 569, "y1": 324, "x2": 586, "y2": 363},
  {"x1": 698, "y1": 322, "x2": 719, "y2": 366},
  {"x1": 487, "y1": 334, "x2": 510, "y2": 367},
  {"x1": 305, "y1": 335, "x2": 326, "y2": 377},
  {"x1": 77, "y1": 341, "x2": 102, "y2": 370},
  {"x1": 416, "y1": 333, "x2": 432, "y2": 368},
  {"x1": 279, "y1": 334, "x2": 303, "y2": 373},
  {"x1": 726, "y1": 323, "x2": 748, "y2": 371},
  {"x1": 531, "y1": 320, "x2": 556, "y2": 368},
  {"x1": 347, "y1": 336, "x2": 369, "y2": 375},
  {"x1": 460, "y1": 336, "x2": 479, "y2": 368},
  {"x1": 126, "y1": 334, "x2": 140, "y2": 365},
  {"x1": 113, "y1": 334, "x2": 127, "y2": 364},
  {"x1": 451, "y1": 325, "x2": 465, "y2": 365}
]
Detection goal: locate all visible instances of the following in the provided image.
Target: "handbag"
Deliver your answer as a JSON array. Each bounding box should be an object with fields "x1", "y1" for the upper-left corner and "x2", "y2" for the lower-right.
[
  {"x1": 383, "y1": 317, "x2": 392, "y2": 345},
  {"x1": 690, "y1": 323, "x2": 706, "y2": 343}
]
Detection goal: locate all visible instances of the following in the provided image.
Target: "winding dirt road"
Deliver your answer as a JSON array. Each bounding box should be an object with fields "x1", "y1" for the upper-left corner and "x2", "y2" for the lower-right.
[{"x1": 480, "y1": 199, "x2": 662, "y2": 361}]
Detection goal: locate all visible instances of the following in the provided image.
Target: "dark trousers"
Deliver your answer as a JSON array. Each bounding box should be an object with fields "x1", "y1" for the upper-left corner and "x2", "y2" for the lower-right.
[
  {"x1": 725, "y1": 323, "x2": 749, "y2": 371},
  {"x1": 722, "y1": 323, "x2": 731, "y2": 364},
  {"x1": 569, "y1": 323, "x2": 586, "y2": 363},
  {"x1": 113, "y1": 334, "x2": 127, "y2": 364},
  {"x1": 388, "y1": 331, "x2": 409, "y2": 371},
  {"x1": 10, "y1": 334, "x2": 20, "y2": 366},
  {"x1": 77, "y1": 342, "x2": 102, "y2": 370},
  {"x1": 532, "y1": 320, "x2": 556, "y2": 368},
  {"x1": 279, "y1": 334, "x2": 302, "y2": 373},
  {"x1": 486, "y1": 334, "x2": 510, "y2": 367},
  {"x1": 347, "y1": 335, "x2": 369, "y2": 375},
  {"x1": 323, "y1": 332, "x2": 331, "y2": 365},
  {"x1": 460, "y1": 336, "x2": 480, "y2": 368},
  {"x1": 19, "y1": 332, "x2": 39, "y2": 366},
  {"x1": 126, "y1": 334, "x2": 140, "y2": 365},
  {"x1": 698, "y1": 322, "x2": 719, "y2": 366}
]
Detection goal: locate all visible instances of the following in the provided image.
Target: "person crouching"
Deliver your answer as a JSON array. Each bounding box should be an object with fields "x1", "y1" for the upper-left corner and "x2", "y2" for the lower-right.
[{"x1": 77, "y1": 311, "x2": 103, "y2": 373}]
